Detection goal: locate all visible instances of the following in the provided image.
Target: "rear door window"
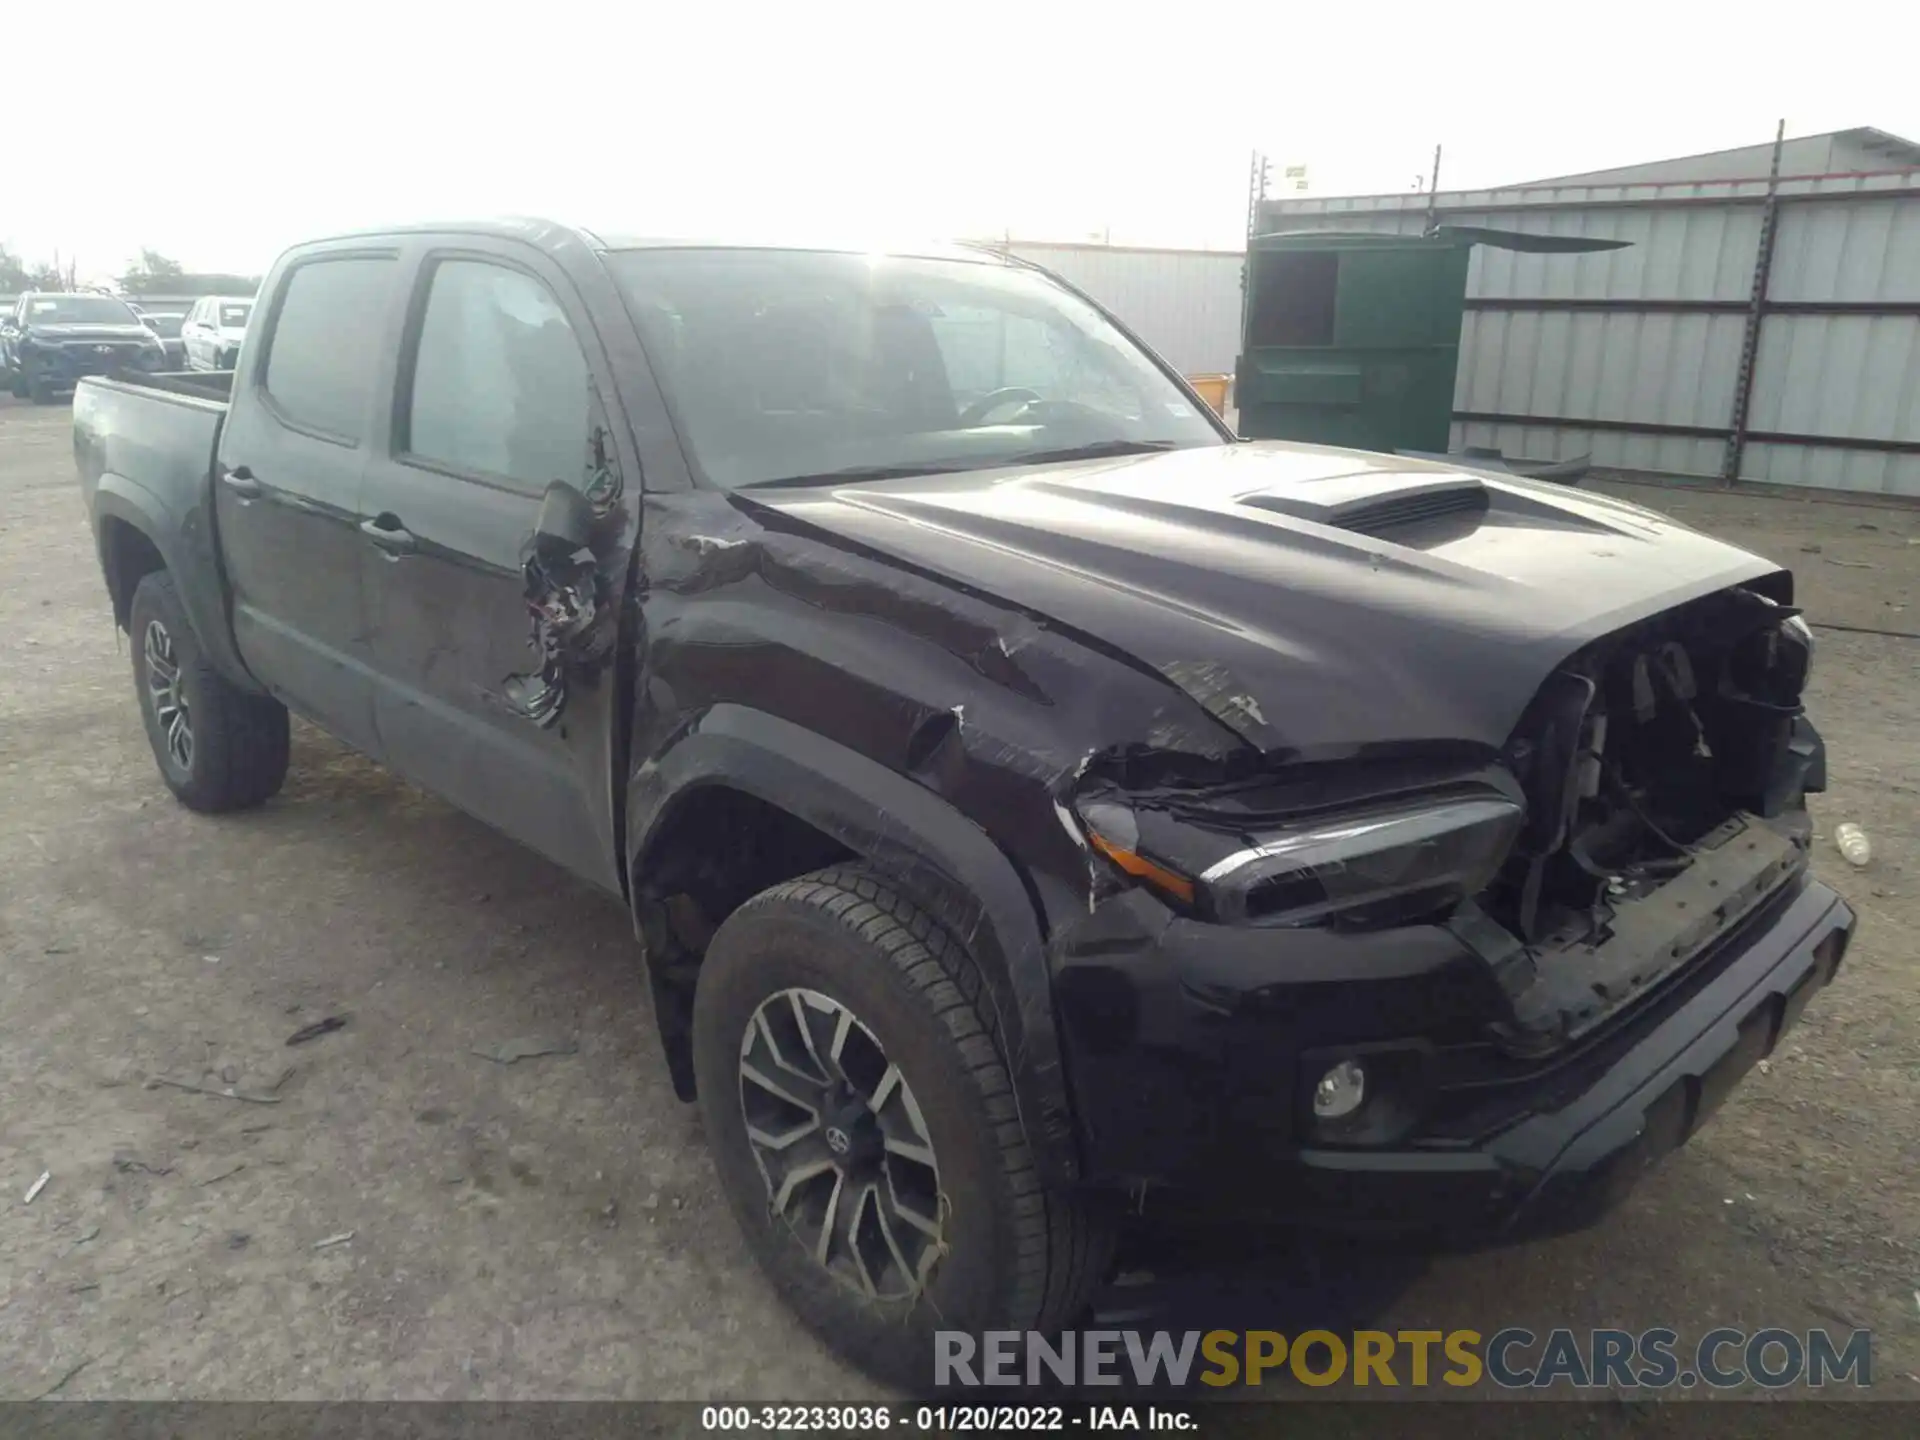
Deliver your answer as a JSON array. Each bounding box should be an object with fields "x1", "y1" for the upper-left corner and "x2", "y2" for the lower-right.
[
  {"x1": 400, "y1": 259, "x2": 590, "y2": 490},
  {"x1": 262, "y1": 256, "x2": 397, "y2": 441}
]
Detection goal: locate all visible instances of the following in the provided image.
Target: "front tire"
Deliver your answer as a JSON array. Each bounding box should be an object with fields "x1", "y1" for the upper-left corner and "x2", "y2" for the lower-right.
[
  {"x1": 692, "y1": 866, "x2": 1114, "y2": 1391},
  {"x1": 25, "y1": 359, "x2": 56, "y2": 404},
  {"x1": 128, "y1": 571, "x2": 290, "y2": 812}
]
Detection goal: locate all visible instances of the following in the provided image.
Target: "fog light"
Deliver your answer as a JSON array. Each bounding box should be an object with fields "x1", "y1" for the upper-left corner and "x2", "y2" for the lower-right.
[{"x1": 1313, "y1": 1060, "x2": 1367, "y2": 1120}]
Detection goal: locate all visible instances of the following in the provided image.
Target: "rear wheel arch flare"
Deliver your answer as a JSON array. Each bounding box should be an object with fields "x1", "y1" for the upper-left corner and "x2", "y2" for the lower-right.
[{"x1": 99, "y1": 514, "x2": 168, "y2": 629}]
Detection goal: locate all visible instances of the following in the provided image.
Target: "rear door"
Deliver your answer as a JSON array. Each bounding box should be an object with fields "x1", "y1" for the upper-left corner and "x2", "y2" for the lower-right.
[
  {"x1": 358, "y1": 242, "x2": 635, "y2": 893},
  {"x1": 215, "y1": 248, "x2": 402, "y2": 756}
]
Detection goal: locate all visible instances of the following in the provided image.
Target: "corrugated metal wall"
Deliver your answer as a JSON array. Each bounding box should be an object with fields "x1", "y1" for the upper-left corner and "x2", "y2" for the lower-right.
[
  {"x1": 1003, "y1": 243, "x2": 1243, "y2": 375},
  {"x1": 1263, "y1": 170, "x2": 1920, "y2": 496},
  {"x1": 1745, "y1": 195, "x2": 1920, "y2": 493},
  {"x1": 1456, "y1": 199, "x2": 1762, "y2": 480}
]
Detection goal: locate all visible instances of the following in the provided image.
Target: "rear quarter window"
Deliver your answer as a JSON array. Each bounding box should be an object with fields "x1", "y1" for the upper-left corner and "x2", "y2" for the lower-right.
[{"x1": 262, "y1": 257, "x2": 397, "y2": 440}]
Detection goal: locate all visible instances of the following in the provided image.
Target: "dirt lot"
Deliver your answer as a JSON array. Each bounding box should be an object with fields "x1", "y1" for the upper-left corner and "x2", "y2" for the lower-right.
[{"x1": 1, "y1": 397, "x2": 1915, "y2": 1401}]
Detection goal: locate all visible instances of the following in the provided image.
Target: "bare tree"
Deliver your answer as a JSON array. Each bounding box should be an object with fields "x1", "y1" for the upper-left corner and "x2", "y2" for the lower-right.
[
  {"x1": 119, "y1": 247, "x2": 262, "y2": 297},
  {"x1": 0, "y1": 243, "x2": 31, "y2": 292},
  {"x1": 121, "y1": 248, "x2": 187, "y2": 294},
  {"x1": 24, "y1": 253, "x2": 77, "y2": 290}
]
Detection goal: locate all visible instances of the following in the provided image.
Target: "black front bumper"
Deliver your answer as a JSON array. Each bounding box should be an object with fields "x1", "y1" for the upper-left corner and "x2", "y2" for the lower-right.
[
  {"x1": 23, "y1": 346, "x2": 159, "y2": 387},
  {"x1": 1052, "y1": 877, "x2": 1854, "y2": 1240},
  {"x1": 1310, "y1": 880, "x2": 1851, "y2": 1240}
]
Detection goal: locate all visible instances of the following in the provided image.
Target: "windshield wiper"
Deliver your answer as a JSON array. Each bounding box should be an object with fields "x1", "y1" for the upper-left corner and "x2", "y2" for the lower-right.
[
  {"x1": 997, "y1": 439, "x2": 1183, "y2": 466},
  {"x1": 744, "y1": 462, "x2": 977, "y2": 491}
]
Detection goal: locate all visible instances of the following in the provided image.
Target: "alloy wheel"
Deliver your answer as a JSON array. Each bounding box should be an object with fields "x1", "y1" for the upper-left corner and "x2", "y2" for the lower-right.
[
  {"x1": 143, "y1": 619, "x2": 193, "y2": 771},
  {"x1": 738, "y1": 988, "x2": 946, "y2": 1300}
]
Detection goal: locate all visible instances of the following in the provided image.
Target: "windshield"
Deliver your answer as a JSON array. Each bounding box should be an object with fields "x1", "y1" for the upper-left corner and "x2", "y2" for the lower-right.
[
  {"x1": 22, "y1": 295, "x2": 140, "y2": 326},
  {"x1": 144, "y1": 313, "x2": 185, "y2": 338},
  {"x1": 217, "y1": 302, "x2": 252, "y2": 327},
  {"x1": 607, "y1": 247, "x2": 1225, "y2": 489}
]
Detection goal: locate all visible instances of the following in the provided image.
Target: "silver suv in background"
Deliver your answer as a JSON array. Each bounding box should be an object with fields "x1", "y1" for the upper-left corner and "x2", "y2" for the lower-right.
[{"x1": 180, "y1": 296, "x2": 254, "y2": 371}]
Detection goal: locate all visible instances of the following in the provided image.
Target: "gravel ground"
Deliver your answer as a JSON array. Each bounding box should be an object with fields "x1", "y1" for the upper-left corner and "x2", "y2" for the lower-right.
[{"x1": 1, "y1": 398, "x2": 1915, "y2": 1401}]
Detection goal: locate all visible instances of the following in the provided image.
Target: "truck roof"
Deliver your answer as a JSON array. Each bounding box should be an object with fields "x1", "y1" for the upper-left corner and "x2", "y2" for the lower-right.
[{"x1": 286, "y1": 215, "x2": 1013, "y2": 268}]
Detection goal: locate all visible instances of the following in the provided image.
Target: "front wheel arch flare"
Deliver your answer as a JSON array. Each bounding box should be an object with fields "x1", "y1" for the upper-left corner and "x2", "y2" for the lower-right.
[{"x1": 626, "y1": 704, "x2": 1079, "y2": 1185}]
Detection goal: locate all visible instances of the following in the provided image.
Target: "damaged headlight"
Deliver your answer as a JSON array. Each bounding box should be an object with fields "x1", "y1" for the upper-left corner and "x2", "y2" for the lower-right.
[
  {"x1": 1784, "y1": 612, "x2": 1814, "y2": 670},
  {"x1": 1201, "y1": 795, "x2": 1524, "y2": 926},
  {"x1": 1078, "y1": 791, "x2": 1524, "y2": 929}
]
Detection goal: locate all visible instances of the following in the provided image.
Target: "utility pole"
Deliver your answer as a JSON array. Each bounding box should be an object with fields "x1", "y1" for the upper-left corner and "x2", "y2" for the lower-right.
[
  {"x1": 1423, "y1": 144, "x2": 1443, "y2": 235},
  {"x1": 1240, "y1": 150, "x2": 1271, "y2": 373},
  {"x1": 1245, "y1": 150, "x2": 1271, "y2": 245},
  {"x1": 1721, "y1": 119, "x2": 1787, "y2": 487}
]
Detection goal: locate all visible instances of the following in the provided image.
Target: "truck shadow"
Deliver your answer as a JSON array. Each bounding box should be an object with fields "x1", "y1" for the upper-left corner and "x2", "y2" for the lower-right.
[
  {"x1": 274, "y1": 726, "x2": 1440, "y2": 1389},
  {"x1": 1098, "y1": 1218, "x2": 1431, "y2": 1340}
]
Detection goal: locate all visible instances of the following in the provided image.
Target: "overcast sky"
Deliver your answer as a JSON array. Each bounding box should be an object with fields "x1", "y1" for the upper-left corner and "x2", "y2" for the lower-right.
[{"x1": 10, "y1": 0, "x2": 1916, "y2": 280}]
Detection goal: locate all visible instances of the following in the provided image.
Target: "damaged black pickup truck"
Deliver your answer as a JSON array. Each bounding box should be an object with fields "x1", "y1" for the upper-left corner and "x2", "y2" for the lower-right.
[{"x1": 73, "y1": 220, "x2": 1854, "y2": 1387}]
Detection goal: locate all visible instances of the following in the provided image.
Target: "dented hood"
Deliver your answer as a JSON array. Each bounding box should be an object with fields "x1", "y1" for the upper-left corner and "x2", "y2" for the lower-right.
[{"x1": 741, "y1": 443, "x2": 1784, "y2": 758}]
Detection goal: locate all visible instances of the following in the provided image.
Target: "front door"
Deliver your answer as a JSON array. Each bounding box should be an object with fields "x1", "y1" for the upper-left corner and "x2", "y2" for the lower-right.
[
  {"x1": 214, "y1": 250, "x2": 401, "y2": 756},
  {"x1": 358, "y1": 247, "x2": 637, "y2": 894}
]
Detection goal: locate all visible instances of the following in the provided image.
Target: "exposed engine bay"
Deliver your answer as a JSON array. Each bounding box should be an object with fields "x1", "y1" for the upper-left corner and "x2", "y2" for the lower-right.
[
  {"x1": 1071, "y1": 582, "x2": 1823, "y2": 1052},
  {"x1": 1464, "y1": 583, "x2": 1821, "y2": 1045},
  {"x1": 1489, "y1": 586, "x2": 1814, "y2": 933}
]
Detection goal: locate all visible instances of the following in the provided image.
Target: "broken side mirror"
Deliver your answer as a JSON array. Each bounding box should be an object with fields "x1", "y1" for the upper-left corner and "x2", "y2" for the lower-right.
[
  {"x1": 531, "y1": 479, "x2": 595, "y2": 558},
  {"x1": 507, "y1": 480, "x2": 610, "y2": 730}
]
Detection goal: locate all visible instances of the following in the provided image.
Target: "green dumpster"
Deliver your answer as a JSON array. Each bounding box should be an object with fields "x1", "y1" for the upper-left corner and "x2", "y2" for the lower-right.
[{"x1": 1235, "y1": 226, "x2": 1627, "y2": 455}]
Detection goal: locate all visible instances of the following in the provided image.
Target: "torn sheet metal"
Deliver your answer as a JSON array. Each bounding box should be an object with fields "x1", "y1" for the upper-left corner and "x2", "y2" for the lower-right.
[
  {"x1": 503, "y1": 543, "x2": 606, "y2": 726},
  {"x1": 501, "y1": 428, "x2": 626, "y2": 728},
  {"x1": 659, "y1": 510, "x2": 1058, "y2": 706},
  {"x1": 1156, "y1": 659, "x2": 1280, "y2": 748}
]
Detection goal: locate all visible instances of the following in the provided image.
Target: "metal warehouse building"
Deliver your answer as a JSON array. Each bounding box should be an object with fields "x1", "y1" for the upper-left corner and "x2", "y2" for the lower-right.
[
  {"x1": 1009, "y1": 128, "x2": 1920, "y2": 498},
  {"x1": 1003, "y1": 241, "x2": 1245, "y2": 378},
  {"x1": 1258, "y1": 127, "x2": 1920, "y2": 496}
]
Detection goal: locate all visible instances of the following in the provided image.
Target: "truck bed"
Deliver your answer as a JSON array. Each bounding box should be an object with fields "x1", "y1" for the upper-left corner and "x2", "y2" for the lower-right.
[
  {"x1": 73, "y1": 373, "x2": 228, "y2": 522},
  {"x1": 72, "y1": 371, "x2": 250, "y2": 689},
  {"x1": 122, "y1": 369, "x2": 236, "y2": 403}
]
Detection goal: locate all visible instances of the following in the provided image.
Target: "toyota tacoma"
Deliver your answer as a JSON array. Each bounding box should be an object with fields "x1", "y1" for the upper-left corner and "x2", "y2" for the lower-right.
[{"x1": 71, "y1": 219, "x2": 1854, "y2": 1388}]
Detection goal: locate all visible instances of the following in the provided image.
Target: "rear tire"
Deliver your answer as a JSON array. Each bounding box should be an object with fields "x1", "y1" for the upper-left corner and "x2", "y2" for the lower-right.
[
  {"x1": 128, "y1": 571, "x2": 290, "y2": 812},
  {"x1": 692, "y1": 865, "x2": 1114, "y2": 1392}
]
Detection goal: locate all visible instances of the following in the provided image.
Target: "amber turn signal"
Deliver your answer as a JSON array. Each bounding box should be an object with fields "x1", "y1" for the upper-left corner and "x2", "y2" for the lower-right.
[{"x1": 1085, "y1": 827, "x2": 1197, "y2": 906}]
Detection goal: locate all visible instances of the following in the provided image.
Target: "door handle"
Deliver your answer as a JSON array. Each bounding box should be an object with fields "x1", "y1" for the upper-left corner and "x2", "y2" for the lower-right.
[
  {"x1": 219, "y1": 464, "x2": 261, "y2": 498},
  {"x1": 360, "y1": 515, "x2": 417, "y2": 554}
]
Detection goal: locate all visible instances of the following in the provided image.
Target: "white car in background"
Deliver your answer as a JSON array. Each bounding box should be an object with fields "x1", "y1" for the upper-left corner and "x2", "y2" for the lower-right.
[{"x1": 180, "y1": 296, "x2": 254, "y2": 371}]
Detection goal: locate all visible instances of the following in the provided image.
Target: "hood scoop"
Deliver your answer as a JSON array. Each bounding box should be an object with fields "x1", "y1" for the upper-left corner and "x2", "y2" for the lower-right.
[{"x1": 1240, "y1": 471, "x2": 1489, "y2": 537}]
